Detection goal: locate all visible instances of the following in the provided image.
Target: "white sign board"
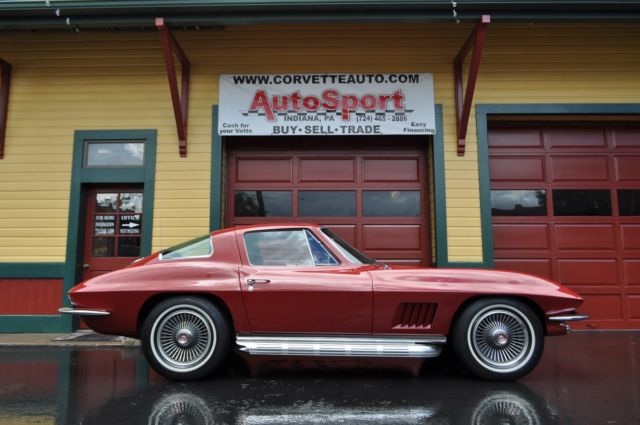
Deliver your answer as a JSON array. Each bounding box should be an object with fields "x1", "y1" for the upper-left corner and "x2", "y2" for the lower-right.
[{"x1": 218, "y1": 73, "x2": 435, "y2": 136}]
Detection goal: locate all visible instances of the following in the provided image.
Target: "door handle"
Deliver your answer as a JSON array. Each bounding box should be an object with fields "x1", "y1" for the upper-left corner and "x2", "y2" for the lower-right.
[{"x1": 247, "y1": 279, "x2": 270, "y2": 286}]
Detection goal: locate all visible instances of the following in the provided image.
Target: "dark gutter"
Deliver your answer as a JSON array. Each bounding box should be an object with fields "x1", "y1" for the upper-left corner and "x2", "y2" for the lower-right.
[{"x1": 0, "y1": 1, "x2": 640, "y2": 30}]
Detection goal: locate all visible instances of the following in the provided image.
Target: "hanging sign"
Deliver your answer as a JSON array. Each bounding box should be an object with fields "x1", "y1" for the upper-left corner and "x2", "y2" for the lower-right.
[{"x1": 218, "y1": 73, "x2": 435, "y2": 136}]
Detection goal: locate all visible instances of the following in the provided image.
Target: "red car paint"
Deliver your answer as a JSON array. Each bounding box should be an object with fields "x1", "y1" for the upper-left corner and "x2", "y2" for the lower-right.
[{"x1": 70, "y1": 224, "x2": 583, "y2": 338}]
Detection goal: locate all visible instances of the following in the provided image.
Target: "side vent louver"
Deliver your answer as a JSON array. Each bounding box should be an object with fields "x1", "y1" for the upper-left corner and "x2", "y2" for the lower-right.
[{"x1": 393, "y1": 303, "x2": 437, "y2": 329}]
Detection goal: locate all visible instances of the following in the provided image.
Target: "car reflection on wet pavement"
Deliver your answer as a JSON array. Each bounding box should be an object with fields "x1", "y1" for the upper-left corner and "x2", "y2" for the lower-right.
[{"x1": 0, "y1": 332, "x2": 638, "y2": 424}]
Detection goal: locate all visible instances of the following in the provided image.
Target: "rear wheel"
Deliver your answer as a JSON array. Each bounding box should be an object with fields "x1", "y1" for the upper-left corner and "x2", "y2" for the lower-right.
[
  {"x1": 141, "y1": 297, "x2": 231, "y2": 381},
  {"x1": 452, "y1": 298, "x2": 543, "y2": 381}
]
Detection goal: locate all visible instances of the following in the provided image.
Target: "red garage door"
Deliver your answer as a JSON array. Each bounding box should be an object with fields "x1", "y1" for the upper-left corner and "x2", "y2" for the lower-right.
[
  {"x1": 489, "y1": 124, "x2": 640, "y2": 329},
  {"x1": 226, "y1": 136, "x2": 431, "y2": 266}
]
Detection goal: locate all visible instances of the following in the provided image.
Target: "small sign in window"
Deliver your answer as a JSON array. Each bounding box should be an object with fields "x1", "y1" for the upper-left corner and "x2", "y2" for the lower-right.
[
  {"x1": 94, "y1": 215, "x2": 116, "y2": 236},
  {"x1": 119, "y1": 214, "x2": 142, "y2": 235}
]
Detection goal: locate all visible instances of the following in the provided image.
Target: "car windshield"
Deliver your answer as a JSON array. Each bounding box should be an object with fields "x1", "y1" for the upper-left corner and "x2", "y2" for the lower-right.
[
  {"x1": 160, "y1": 234, "x2": 212, "y2": 260},
  {"x1": 321, "y1": 228, "x2": 376, "y2": 265}
]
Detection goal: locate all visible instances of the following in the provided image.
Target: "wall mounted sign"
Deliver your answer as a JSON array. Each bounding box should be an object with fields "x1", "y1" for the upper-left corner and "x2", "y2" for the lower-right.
[{"x1": 219, "y1": 73, "x2": 435, "y2": 136}]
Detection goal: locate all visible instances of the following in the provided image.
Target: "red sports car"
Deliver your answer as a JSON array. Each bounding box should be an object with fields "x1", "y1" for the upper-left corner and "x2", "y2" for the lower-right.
[{"x1": 60, "y1": 224, "x2": 587, "y2": 381}]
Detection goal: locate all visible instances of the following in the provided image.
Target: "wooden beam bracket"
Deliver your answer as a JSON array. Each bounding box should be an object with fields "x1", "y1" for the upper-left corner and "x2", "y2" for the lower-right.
[
  {"x1": 156, "y1": 17, "x2": 190, "y2": 157},
  {"x1": 0, "y1": 58, "x2": 11, "y2": 160},
  {"x1": 454, "y1": 15, "x2": 490, "y2": 156}
]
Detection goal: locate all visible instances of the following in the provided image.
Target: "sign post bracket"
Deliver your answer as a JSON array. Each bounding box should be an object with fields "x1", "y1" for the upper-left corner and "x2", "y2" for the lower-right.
[
  {"x1": 156, "y1": 17, "x2": 190, "y2": 157},
  {"x1": 454, "y1": 15, "x2": 490, "y2": 156}
]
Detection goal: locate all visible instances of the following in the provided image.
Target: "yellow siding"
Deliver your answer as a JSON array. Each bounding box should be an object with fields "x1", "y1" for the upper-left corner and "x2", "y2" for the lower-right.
[{"x1": 0, "y1": 23, "x2": 639, "y2": 262}]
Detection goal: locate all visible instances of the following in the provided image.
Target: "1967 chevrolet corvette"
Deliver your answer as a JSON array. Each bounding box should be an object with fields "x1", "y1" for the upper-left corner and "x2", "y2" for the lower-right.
[{"x1": 60, "y1": 224, "x2": 588, "y2": 381}]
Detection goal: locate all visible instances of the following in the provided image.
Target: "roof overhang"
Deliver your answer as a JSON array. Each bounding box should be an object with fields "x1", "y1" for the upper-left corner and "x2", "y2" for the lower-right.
[{"x1": 1, "y1": 1, "x2": 640, "y2": 31}]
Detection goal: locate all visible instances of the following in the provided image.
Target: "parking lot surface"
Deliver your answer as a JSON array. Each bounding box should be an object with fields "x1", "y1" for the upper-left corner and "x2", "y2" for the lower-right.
[{"x1": 0, "y1": 332, "x2": 638, "y2": 424}]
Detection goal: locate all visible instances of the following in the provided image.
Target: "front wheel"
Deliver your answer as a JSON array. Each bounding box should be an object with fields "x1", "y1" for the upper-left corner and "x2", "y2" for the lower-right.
[
  {"x1": 141, "y1": 297, "x2": 231, "y2": 381},
  {"x1": 452, "y1": 298, "x2": 543, "y2": 381}
]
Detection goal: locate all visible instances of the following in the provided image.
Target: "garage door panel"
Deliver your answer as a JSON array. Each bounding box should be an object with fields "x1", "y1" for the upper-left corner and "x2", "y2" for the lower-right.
[
  {"x1": 615, "y1": 157, "x2": 640, "y2": 182},
  {"x1": 493, "y1": 224, "x2": 549, "y2": 250},
  {"x1": 555, "y1": 224, "x2": 615, "y2": 250},
  {"x1": 580, "y1": 294, "x2": 623, "y2": 321},
  {"x1": 494, "y1": 259, "x2": 552, "y2": 279},
  {"x1": 550, "y1": 156, "x2": 609, "y2": 181},
  {"x1": 628, "y1": 296, "x2": 640, "y2": 319},
  {"x1": 363, "y1": 158, "x2": 419, "y2": 182},
  {"x1": 548, "y1": 128, "x2": 606, "y2": 148},
  {"x1": 378, "y1": 259, "x2": 422, "y2": 266},
  {"x1": 613, "y1": 128, "x2": 640, "y2": 147},
  {"x1": 623, "y1": 260, "x2": 640, "y2": 286},
  {"x1": 488, "y1": 128, "x2": 542, "y2": 148},
  {"x1": 363, "y1": 225, "x2": 421, "y2": 250},
  {"x1": 621, "y1": 225, "x2": 640, "y2": 249},
  {"x1": 299, "y1": 158, "x2": 355, "y2": 182},
  {"x1": 321, "y1": 224, "x2": 357, "y2": 246},
  {"x1": 490, "y1": 157, "x2": 544, "y2": 182},
  {"x1": 556, "y1": 259, "x2": 618, "y2": 285},
  {"x1": 236, "y1": 158, "x2": 292, "y2": 183}
]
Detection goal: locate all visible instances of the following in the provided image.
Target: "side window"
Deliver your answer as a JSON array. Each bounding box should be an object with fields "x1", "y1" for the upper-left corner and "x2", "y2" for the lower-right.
[
  {"x1": 244, "y1": 230, "x2": 314, "y2": 266},
  {"x1": 305, "y1": 230, "x2": 339, "y2": 266}
]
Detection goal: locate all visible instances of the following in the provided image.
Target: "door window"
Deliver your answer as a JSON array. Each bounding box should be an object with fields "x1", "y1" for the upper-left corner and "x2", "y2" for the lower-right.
[
  {"x1": 491, "y1": 190, "x2": 547, "y2": 216},
  {"x1": 552, "y1": 189, "x2": 612, "y2": 216},
  {"x1": 234, "y1": 191, "x2": 292, "y2": 217},
  {"x1": 298, "y1": 191, "x2": 357, "y2": 217},
  {"x1": 363, "y1": 190, "x2": 420, "y2": 217},
  {"x1": 91, "y1": 191, "x2": 143, "y2": 257}
]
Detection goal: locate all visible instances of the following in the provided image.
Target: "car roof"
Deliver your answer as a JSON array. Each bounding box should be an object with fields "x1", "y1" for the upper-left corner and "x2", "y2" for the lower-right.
[{"x1": 211, "y1": 223, "x2": 321, "y2": 237}]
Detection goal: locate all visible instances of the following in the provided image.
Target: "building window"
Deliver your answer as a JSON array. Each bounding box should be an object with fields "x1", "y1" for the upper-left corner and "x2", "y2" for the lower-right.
[
  {"x1": 298, "y1": 191, "x2": 356, "y2": 217},
  {"x1": 84, "y1": 141, "x2": 145, "y2": 167},
  {"x1": 491, "y1": 190, "x2": 547, "y2": 216},
  {"x1": 363, "y1": 191, "x2": 421, "y2": 217},
  {"x1": 234, "y1": 191, "x2": 292, "y2": 217},
  {"x1": 618, "y1": 189, "x2": 640, "y2": 216},
  {"x1": 552, "y1": 189, "x2": 612, "y2": 216}
]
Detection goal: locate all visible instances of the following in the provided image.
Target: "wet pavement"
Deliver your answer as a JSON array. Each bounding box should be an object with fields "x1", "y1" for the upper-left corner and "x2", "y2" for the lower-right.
[{"x1": 0, "y1": 332, "x2": 638, "y2": 424}]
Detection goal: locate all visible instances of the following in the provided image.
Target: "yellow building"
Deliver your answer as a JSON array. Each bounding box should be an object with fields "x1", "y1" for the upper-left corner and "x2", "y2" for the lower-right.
[{"x1": 0, "y1": 1, "x2": 639, "y2": 332}]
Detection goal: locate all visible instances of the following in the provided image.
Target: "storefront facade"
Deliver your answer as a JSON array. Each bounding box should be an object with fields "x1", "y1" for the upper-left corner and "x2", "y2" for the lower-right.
[{"x1": 0, "y1": 1, "x2": 639, "y2": 332}]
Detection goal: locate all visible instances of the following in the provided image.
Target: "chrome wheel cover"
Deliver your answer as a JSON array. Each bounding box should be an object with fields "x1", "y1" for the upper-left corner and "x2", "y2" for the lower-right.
[
  {"x1": 467, "y1": 304, "x2": 535, "y2": 373},
  {"x1": 150, "y1": 304, "x2": 217, "y2": 373}
]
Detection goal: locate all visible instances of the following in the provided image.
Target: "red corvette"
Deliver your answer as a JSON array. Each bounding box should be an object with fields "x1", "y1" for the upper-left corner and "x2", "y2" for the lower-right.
[{"x1": 60, "y1": 224, "x2": 587, "y2": 381}]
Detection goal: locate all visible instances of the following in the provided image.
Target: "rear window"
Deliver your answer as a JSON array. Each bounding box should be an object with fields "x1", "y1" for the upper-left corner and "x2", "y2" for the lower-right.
[{"x1": 160, "y1": 235, "x2": 213, "y2": 260}]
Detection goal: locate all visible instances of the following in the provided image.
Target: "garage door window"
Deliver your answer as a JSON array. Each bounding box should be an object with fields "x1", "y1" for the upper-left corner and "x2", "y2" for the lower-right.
[
  {"x1": 618, "y1": 189, "x2": 640, "y2": 216},
  {"x1": 491, "y1": 190, "x2": 546, "y2": 216},
  {"x1": 552, "y1": 189, "x2": 612, "y2": 216},
  {"x1": 234, "y1": 191, "x2": 292, "y2": 217},
  {"x1": 363, "y1": 191, "x2": 421, "y2": 217},
  {"x1": 299, "y1": 191, "x2": 356, "y2": 217}
]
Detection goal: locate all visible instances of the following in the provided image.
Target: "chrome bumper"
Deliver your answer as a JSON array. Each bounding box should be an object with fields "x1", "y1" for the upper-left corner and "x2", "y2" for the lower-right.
[
  {"x1": 548, "y1": 313, "x2": 589, "y2": 322},
  {"x1": 58, "y1": 307, "x2": 110, "y2": 317}
]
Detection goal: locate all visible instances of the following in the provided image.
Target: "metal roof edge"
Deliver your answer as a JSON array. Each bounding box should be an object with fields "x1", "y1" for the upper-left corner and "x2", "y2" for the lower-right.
[{"x1": 1, "y1": 1, "x2": 640, "y2": 30}]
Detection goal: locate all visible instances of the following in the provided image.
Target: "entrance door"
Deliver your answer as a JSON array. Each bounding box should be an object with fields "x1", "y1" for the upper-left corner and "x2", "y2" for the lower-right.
[{"x1": 83, "y1": 187, "x2": 144, "y2": 280}]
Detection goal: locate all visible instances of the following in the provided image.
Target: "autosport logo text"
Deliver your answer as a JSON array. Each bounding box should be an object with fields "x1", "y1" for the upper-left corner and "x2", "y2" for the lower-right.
[{"x1": 249, "y1": 89, "x2": 406, "y2": 121}]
